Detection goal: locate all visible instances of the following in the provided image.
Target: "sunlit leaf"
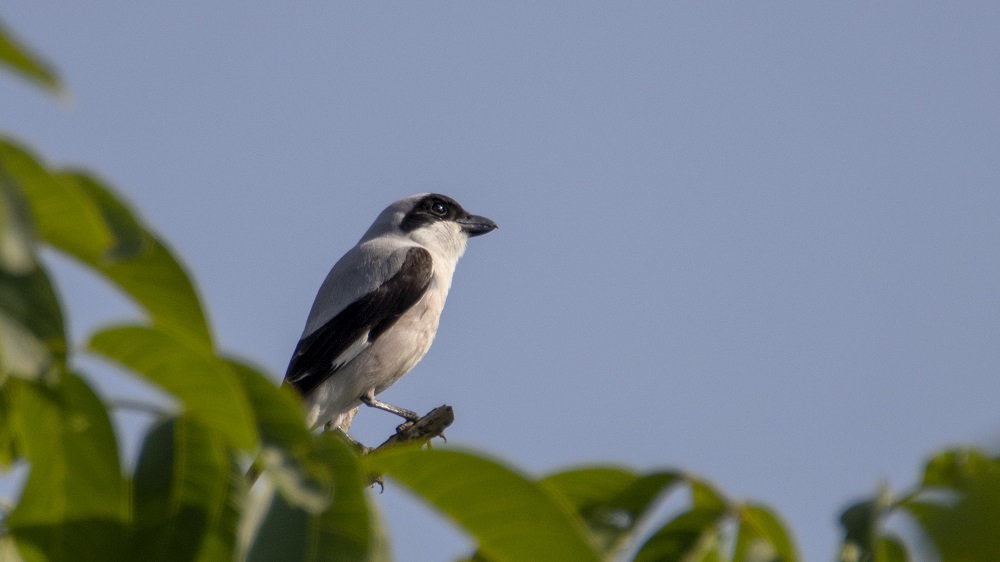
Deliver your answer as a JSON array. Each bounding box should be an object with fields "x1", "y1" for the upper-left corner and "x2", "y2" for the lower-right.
[
  {"x1": 5, "y1": 372, "x2": 127, "y2": 561},
  {"x1": 53, "y1": 171, "x2": 211, "y2": 345},
  {"x1": 367, "y1": 448, "x2": 601, "y2": 562},
  {"x1": 0, "y1": 138, "x2": 211, "y2": 346},
  {"x1": 57, "y1": 170, "x2": 147, "y2": 262},
  {"x1": 696, "y1": 546, "x2": 724, "y2": 562},
  {"x1": 919, "y1": 448, "x2": 996, "y2": 488},
  {"x1": 226, "y1": 357, "x2": 310, "y2": 451},
  {"x1": 0, "y1": 535, "x2": 27, "y2": 562},
  {"x1": 539, "y1": 466, "x2": 682, "y2": 555},
  {"x1": 689, "y1": 477, "x2": 728, "y2": 511},
  {"x1": 734, "y1": 503, "x2": 799, "y2": 562},
  {"x1": 0, "y1": 140, "x2": 112, "y2": 262},
  {"x1": 88, "y1": 324, "x2": 256, "y2": 449},
  {"x1": 0, "y1": 18, "x2": 62, "y2": 94},
  {"x1": 132, "y1": 416, "x2": 243, "y2": 562},
  {"x1": 242, "y1": 433, "x2": 378, "y2": 562},
  {"x1": 633, "y1": 507, "x2": 726, "y2": 562}
]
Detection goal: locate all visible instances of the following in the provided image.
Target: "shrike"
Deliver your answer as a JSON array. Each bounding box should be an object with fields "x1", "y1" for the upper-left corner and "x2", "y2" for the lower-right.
[{"x1": 284, "y1": 193, "x2": 497, "y2": 431}]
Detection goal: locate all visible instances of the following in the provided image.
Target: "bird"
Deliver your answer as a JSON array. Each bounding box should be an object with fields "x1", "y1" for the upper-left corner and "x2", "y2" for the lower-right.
[{"x1": 283, "y1": 193, "x2": 497, "y2": 432}]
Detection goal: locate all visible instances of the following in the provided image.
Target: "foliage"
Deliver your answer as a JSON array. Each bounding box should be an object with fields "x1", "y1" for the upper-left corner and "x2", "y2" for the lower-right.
[{"x1": 1, "y1": 16, "x2": 998, "y2": 562}]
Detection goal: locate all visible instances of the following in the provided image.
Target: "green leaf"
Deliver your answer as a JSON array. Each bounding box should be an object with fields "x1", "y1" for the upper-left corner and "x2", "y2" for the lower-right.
[
  {"x1": 903, "y1": 449, "x2": 1000, "y2": 562},
  {"x1": 0, "y1": 138, "x2": 211, "y2": 346},
  {"x1": 0, "y1": 175, "x2": 36, "y2": 274},
  {"x1": 0, "y1": 311, "x2": 51, "y2": 380},
  {"x1": 689, "y1": 477, "x2": 729, "y2": 511},
  {"x1": 0, "y1": 536, "x2": 27, "y2": 562},
  {"x1": 0, "y1": 139, "x2": 113, "y2": 263},
  {"x1": 226, "y1": 357, "x2": 337, "y2": 514},
  {"x1": 0, "y1": 18, "x2": 63, "y2": 94},
  {"x1": 875, "y1": 534, "x2": 907, "y2": 562},
  {"x1": 88, "y1": 324, "x2": 256, "y2": 449},
  {"x1": 242, "y1": 433, "x2": 379, "y2": 562},
  {"x1": 57, "y1": 170, "x2": 148, "y2": 262},
  {"x1": 5, "y1": 372, "x2": 127, "y2": 562},
  {"x1": 539, "y1": 467, "x2": 682, "y2": 555},
  {"x1": 0, "y1": 380, "x2": 20, "y2": 466},
  {"x1": 366, "y1": 448, "x2": 602, "y2": 562},
  {"x1": 919, "y1": 448, "x2": 996, "y2": 488},
  {"x1": 132, "y1": 416, "x2": 243, "y2": 562},
  {"x1": 734, "y1": 503, "x2": 800, "y2": 562},
  {"x1": 52, "y1": 171, "x2": 211, "y2": 345},
  {"x1": 838, "y1": 499, "x2": 879, "y2": 562},
  {"x1": 632, "y1": 507, "x2": 726, "y2": 562},
  {"x1": 226, "y1": 357, "x2": 310, "y2": 451},
  {"x1": 0, "y1": 263, "x2": 66, "y2": 379}
]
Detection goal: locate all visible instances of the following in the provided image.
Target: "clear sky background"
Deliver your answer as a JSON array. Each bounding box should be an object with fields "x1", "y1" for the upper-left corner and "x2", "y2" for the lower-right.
[{"x1": 3, "y1": 2, "x2": 999, "y2": 560}]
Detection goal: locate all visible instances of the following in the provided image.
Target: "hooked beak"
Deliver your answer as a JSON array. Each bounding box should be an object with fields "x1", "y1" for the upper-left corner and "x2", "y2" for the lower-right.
[{"x1": 457, "y1": 214, "x2": 498, "y2": 237}]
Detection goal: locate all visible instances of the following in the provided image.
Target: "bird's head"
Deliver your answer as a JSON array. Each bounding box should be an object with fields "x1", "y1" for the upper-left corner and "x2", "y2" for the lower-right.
[{"x1": 364, "y1": 193, "x2": 497, "y2": 260}]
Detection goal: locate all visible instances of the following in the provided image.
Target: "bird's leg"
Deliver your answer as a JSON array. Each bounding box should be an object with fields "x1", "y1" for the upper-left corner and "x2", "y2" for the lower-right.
[{"x1": 359, "y1": 392, "x2": 421, "y2": 422}]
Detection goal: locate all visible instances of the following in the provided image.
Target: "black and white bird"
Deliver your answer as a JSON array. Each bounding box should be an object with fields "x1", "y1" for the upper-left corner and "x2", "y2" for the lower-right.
[{"x1": 283, "y1": 193, "x2": 497, "y2": 432}]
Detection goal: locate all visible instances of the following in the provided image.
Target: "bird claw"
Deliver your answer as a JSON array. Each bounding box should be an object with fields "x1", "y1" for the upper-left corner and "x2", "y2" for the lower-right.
[{"x1": 370, "y1": 475, "x2": 384, "y2": 492}]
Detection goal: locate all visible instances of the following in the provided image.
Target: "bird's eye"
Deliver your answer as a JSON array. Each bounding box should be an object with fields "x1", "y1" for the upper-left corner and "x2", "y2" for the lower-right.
[{"x1": 431, "y1": 201, "x2": 449, "y2": 215}]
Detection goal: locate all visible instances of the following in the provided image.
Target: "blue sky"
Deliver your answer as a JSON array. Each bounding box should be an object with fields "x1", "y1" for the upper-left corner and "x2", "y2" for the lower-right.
[{"x1": 3, "y1": 2, "x2": 999, "y2": 560}]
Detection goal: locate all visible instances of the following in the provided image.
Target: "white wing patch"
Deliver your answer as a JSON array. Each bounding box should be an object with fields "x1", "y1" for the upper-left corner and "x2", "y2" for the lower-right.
[{"x1": 329, "y1": 332, "x2": 371, "y2": 372}]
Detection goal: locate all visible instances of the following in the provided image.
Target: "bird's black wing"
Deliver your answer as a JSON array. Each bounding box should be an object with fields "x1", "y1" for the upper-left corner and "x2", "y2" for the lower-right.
[{"x1": 284, "y1": 247, "x2": 433, "y2": 396}]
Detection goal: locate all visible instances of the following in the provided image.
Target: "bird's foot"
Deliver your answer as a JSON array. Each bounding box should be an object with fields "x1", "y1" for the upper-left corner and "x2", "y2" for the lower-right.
[{"x1": 361, "y1": 395, "x2": 421, "y2": 422}]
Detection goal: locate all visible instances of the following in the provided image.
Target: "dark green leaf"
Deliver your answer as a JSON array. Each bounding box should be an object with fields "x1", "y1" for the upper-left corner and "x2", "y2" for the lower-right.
[
  {"x1": 367, "y1": 448, "x2": 602, "y2": 562},
  {"x1": 88, "y1": 324, "x2": 256, "y2": 449},
  {"x1": 904, "y1": 450, "x2": 1000, "y2": 562},
  {"x1": 734, "y1": 503, "x2": 799, "y2": 562},
  {"x1": 539, "y1": 467, "x2": 682, "y2": 555},
  {"x1": 0, "y1": 18, "x2": 62, "y2": 94},
  {"x1": 5, "y1": 372, "x2": 127, "y2": 561},
  {"x1": 838, "y1": 499, "x2": 879, "y2": 562},
  {"x1": 0, "y1": 380, "x2": 20, "y2": 466},
  {"x1": 0, "y1": 175, "x2": 35, "y2": 274},
  {"x1": 132, "y1": 416, "x2": 243, "y2": 562},
  {"x1": 633, "y1": 507, "x2": 725, "y2": 562},
  {"x1": 242, "y1": 433, "x2": 379, "y2": 562}
]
